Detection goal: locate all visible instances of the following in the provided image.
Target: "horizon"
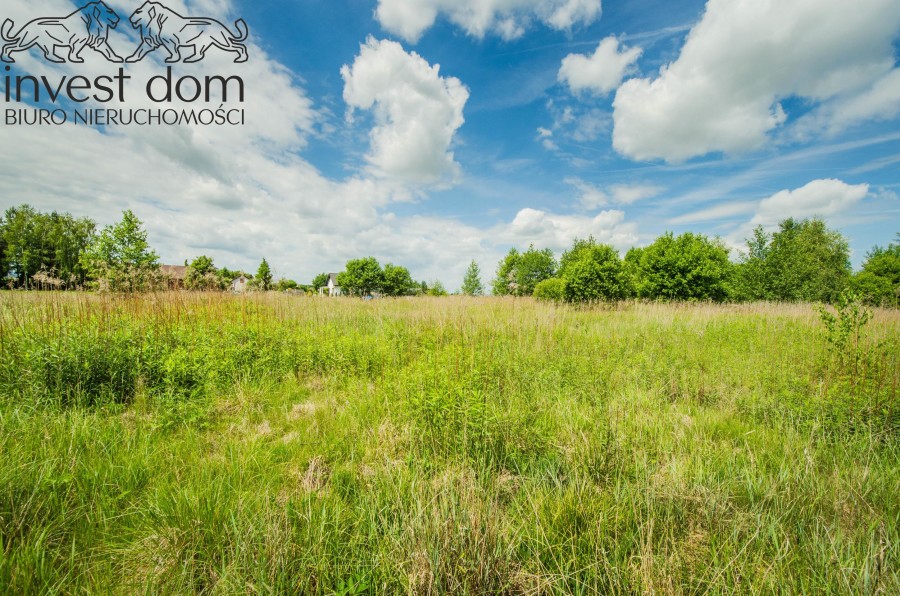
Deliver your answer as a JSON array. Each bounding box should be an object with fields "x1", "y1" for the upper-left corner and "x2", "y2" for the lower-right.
[{"x1": 1, "y1": 0, "x2": 898, "y2": 288}]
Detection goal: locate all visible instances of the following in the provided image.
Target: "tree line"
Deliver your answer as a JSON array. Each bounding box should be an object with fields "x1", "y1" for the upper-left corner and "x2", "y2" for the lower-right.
[
  {"x1": 310, "y1": 258, "x2": 451, "y2": 297},
  {"x1": 491, "y1": 219, "x2": 899, "y2": 307},
  {"x1": 0, "y1": 206, "x2": 272, "y2": 292},
  {"x1": 1, "y1": 204, "x2": 897, "y2": 305}
]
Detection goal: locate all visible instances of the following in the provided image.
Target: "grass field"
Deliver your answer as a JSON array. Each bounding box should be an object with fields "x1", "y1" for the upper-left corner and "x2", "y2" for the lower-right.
[{"x1": 0, "y1": 293, "x2": 897, "y2": 594}]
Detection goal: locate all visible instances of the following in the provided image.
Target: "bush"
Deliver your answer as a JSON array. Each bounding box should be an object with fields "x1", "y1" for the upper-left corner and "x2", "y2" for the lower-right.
[
  {"x1": 627, "y1": 232, "x2": 732, "y2": 302},
  {"x1": 559, "y1": 240, "x2": 627, "y2": 302},
  {"x1": 533, "y1": 278, "x2": 566, "y2": 301}
]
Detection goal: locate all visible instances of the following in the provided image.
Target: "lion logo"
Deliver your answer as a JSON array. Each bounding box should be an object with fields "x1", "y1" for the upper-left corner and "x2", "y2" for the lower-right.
[
  {"x1": 126, "y1": 2, "x2": 248, "y2": 64},
  {"x1": 1, "y1": 2, "x2": 124, "y2": 64}
]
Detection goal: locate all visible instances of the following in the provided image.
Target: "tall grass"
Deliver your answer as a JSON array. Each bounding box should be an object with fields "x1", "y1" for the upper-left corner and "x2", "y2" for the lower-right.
[{"x1": 0, "y1": 292, "x2": 897, "y2": 593}]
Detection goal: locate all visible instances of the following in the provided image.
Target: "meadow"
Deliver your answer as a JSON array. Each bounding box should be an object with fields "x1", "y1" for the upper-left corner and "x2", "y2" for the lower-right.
[{"x1": 0, "y1": 292, "x2": 897, "y2": 594}]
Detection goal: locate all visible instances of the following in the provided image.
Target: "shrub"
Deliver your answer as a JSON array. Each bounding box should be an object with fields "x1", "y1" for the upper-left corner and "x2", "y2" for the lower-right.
[
  {"x1": 559, "y1": 239, "x2": 627, "y2": 302},
  {"x1": 627, "y1": 232, "x2": 732, "y2": 301},
  {"x1": 533, "y1": 278, "x2": 567, "y2": 301}
]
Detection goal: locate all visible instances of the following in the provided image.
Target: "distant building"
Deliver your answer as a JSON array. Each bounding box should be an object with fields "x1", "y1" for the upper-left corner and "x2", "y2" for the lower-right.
[
  {"x1": 325, "y1": 273, "x2": 342, "y2": 296},
  {"x1": 160, "y1": 265, "x2": 188, "y2": 290},
  {"x1": 231, "y1": 275, "x2": 250, "y2": 293}
]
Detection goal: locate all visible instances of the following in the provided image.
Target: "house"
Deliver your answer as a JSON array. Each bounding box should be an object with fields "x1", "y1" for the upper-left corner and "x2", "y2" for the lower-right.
[
  {"x1": 231, "y1": 275, "x2": 250, "y2": 293},
  {"x1": 160, "y1": 265, "x2": 188, "y2": 290},
  {"x1": 325, "y1": 273, "x2": 342, "y2": 296}
]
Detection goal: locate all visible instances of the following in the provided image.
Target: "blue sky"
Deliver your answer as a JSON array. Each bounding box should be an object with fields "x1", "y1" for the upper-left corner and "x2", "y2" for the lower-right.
[{"x1": 1, "y1": 0, "x2": 898, "y2": 288}]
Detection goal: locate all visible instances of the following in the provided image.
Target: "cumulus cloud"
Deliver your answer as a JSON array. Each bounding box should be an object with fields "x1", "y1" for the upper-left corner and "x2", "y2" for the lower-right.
[
  {"x1": 713, "y1": 179, "x2": 872, "y2": 251},
  {"x1": 375, "y1": 0, "x2": 602, "y2": 43},
  {"x1": 749, "y1": 179, "x2": 870, "y2": 228},
  {"x1": 612, "y1": 0, "x2": 900, "y2": 162},
  {"x1": 341, "y1": 37, "x2": 469, "y2": 188},
  {"x1": 498, "y1": 207, "x2": 638, "y2": 252},
  {"x1": 559, "y1": 36, "x2": 641, "y2": 96}
]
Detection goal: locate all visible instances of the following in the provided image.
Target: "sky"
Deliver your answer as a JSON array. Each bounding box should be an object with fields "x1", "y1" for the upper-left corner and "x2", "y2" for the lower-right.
[{"x1": 1, "y1": 0, "x2": 898, "y2": 289}]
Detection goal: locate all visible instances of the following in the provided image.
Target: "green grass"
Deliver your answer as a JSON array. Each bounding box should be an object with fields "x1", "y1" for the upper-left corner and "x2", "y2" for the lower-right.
[{"x1": 0, "y1": 293, "x2": 897, "y2": 594}]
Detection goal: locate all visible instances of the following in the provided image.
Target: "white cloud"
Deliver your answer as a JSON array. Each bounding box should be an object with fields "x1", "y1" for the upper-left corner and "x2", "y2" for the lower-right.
[
  {"x1": 566, "y1": 178, "x2": 608, "y2": 209},
  {"x1": 569, "y1": 108, "x2": 610, "y2": 142},
  {"x1": 536, "y1": 127, "x2": 558, "y2": 150},
  {"x1": 795, "y1": 69, "x2": 900, "y2": 139},
  {"x1": 375, "y1": 0, "x2": 602, "y2": 43},
  {"x1": 499, "y1": 207, "x2": 638, "y2": 252},
  {"x1": 718, "y1": 179, "x2": 872, "y2": 251},
  {"x1": 612, "y1": 0, "x2": 900, "y2": 162},
  {"x1": 566, "y1": 179, "x2": 662, "y2": 209},
  {"x1": 341, "y1": 37, "x2": 469, "y2": 188},
  {"x1": 608, "y1": 184, "x2": 663, "y2": 205},
  {"x1": 540, "y1": 101, "x2": 610, "y2": 148},
  {"x1": 750, "y1": 179, "x2": 870, "y2": 228},
  {"x1": 559, "y1": 36, "x2": 641, "y2": 96}
]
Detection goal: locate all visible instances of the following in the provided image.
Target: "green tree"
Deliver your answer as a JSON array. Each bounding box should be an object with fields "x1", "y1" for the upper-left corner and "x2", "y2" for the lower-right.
[
  {"x1": 337, "y1": 257, "x2": 384, "y2": 296},
  {"x1": 461, "y1": 260, "x2": 484, "y2": 296},
  {"x1": 81, "y1": 210, "x2": 160, "y2": 292},
  {"x1": 216, "y1": 266, "x2": 247, "y2": 287},
  {"x1": 492, "y1": 248, "x2": 520, "y2": 296},
  {"x1": 184, "y1": 255, "x2": 224, "y2": 291},
  {"x1": 491, "y1": 246, "x2": 556, "y2": 297},
  {"x1": 0, "y1": 215, "x2": 6, "y2": 285},
  {"x1": 0, "y1": 205, "x2": 95, "y2": 289},
  {"x1": 630, "y1": 232, "x2": 733, "y2": 301},
  {"x1": 733, "y1": 226, "x2": 771, "y2": 301},
  {"x1": 765, "y1": 218, "x2": 850, "y2": 303},
  {"x1": 382, "y1": 263, "x2": 416, "y2": 296},
  {"x1": 276, "y1": 278, "x2": 299, "y2": 291},
  {"x1": 426, "y1": 280, "x2": 448, "y2": 296},
  {"x1": 256, "y1": 258, "x2": 274, "y2": 291},
  {"x1": 852, "y1": 235, "x2": 900, "y2": 307},
  {"x1": 558, "y1": 238, "x2": 627, "y2": 302},
  {"x1": 516, "y1": 245, "x2": 557, "y2": 296},
  {"x1": 311, "y1": 272, "x2": 330, "y2": 291},
  {"x1": 622, "y1": 246, "x2": 643, "y2": 297},
  {"x1": 1, "y1": 205, "x2": 42, "y2": 288}
]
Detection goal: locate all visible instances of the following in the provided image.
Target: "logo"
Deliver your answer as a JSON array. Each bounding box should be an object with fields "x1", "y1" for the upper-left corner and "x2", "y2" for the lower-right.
[
  {"x1": 1, "y1": 1, "x2": 248, "y2": 65},
  {"x1": 126, "y1": 2, "x2": 248, "y2": 64},
  {"x1": 1, "y1": 2, "x2": 124, "y2": 64},
  {"x1": 2, "y1": 2, "x2": 249, "y2": 129}
]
